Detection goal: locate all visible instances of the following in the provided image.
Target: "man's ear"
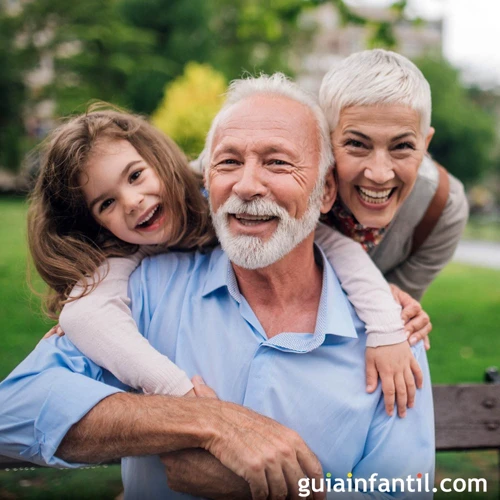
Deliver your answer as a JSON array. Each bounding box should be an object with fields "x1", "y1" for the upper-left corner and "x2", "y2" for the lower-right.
[
  {"x1": 425, "y1": 127, "x2": 435, "y2": 150},
  {"x1": 320, "y1": 167, "x2": 337, "y2": 214}
]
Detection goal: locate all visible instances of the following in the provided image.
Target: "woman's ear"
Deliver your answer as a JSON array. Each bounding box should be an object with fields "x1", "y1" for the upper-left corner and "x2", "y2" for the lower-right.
[{"x1": 320, "y1": 167, "x2": 337, "y2": 214}]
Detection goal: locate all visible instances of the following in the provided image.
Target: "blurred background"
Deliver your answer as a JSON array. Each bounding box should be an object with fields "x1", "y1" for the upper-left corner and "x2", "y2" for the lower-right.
[{"x1": 0, "y1": 0, "x2": 499, "y2": 498}]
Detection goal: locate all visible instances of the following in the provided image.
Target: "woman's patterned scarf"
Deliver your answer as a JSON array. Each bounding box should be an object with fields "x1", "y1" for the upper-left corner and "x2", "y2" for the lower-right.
[{"x1": 325, "y1": 199, "x2": 388, "y2": 252}]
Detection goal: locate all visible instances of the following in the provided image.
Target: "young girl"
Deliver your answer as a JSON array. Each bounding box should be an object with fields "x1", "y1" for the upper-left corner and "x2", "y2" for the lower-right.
[{"x1": 32, "y1": 108, "x2": 422, "y2": 417}]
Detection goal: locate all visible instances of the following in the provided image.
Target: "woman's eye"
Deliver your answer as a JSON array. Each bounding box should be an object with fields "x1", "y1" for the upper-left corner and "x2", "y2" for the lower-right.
[
  {"x1": 99, "y1": 199, "x2": 115, "y2": 213},
  {"x1": 129, "y1": 170, "x2": 142, "y2": 182},
  {"x1": 345, "y1": 139, "x2": 366, "y2": 148}
]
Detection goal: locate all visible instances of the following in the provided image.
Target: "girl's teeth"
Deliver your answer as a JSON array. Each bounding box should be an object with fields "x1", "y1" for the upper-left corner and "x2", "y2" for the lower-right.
[{"x1": 139, "y1": 206, "x2": 158, "y2": 225}]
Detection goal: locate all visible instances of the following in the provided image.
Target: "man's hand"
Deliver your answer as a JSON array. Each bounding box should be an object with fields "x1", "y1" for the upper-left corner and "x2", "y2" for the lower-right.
[
  {"x1": 183, "y1": 377, "x2": 324, "y2": 499},
  {"x1": 162, "y1": 449, "x2": 251, "y2": 499},
  {"x1": 389, "y1": 284, "x2": 432, "y2": 350},
  {"x1": 365, "y1": 342, "x2": 423, "y2": 418}
]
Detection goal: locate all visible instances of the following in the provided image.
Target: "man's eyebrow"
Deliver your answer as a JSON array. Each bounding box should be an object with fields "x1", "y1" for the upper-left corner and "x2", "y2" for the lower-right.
[
  {"x1": 212, "y1": 145, "x2": 241, "y2": 158},
  {"x1": 390, "y1": 131, "x2": 417, "y2": 142},
  {"x1": 88, "y1": 160, "x2": 142, "y2": 212}
]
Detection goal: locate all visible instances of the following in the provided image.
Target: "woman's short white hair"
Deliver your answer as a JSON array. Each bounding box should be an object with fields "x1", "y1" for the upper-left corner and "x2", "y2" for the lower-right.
[
  {"x1": 202, "y1": 73, "x2": 334, "y2": 180},
  {"x1": 319, "y1": 49, "x2": 432, "y2": 135}
]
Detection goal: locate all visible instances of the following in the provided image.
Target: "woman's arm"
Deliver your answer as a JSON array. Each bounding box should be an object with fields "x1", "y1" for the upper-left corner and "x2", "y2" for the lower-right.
[{"x1": 58, "y1": 253, "x2": 193, "y2": 396}]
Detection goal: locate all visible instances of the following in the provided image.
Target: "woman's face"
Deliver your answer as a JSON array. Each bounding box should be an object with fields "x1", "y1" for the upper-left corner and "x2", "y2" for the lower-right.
[{"x1": 331, "y1": 105, "x2": 434, "y2": 228}]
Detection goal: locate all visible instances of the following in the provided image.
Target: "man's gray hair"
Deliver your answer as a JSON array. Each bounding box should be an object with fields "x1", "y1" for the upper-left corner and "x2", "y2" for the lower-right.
[
  {"x1": 202, "y1": 73, "x2": 334, "y2": 178},
  {"x1": 319, "y1": 49, "x2": 432, "y2": 135}
]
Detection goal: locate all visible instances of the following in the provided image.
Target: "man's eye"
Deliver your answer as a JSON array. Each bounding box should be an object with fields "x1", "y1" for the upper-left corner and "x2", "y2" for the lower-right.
[
  {"x1": 270, "y1": 159, "x2": 289, "y2": 166},
  {"x1": 345, "y1": 139, "x2": 366, "y2": 148},
  {"x1": 99, "y1": 199, "x2": 114, "y2": 212},
  {"x1": 129, "y1": 170, "x2": 142, "y2": 182},
  {"x1": 394, "y1": 142, "x2": 415, "y2": 150}
]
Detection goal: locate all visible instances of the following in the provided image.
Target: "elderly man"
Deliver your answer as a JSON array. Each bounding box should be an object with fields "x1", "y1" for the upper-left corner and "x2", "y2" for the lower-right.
[{"x1": 0, "y1": 74, "x2": 434, "y2": 499}]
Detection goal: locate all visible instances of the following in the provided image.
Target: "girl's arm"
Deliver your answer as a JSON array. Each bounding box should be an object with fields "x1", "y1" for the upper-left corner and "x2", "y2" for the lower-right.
[
  {"x1": 315, "y1": 223, "x2": 423, "y2": 418},
  {"x1": 58, "y1": 252, "x2": 193, "y2": 396}
]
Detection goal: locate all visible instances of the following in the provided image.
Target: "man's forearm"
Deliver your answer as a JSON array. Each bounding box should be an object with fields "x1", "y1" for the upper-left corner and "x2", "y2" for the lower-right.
[{"x1": 56, "y1": 392, "x2": 215, "y2": 463}]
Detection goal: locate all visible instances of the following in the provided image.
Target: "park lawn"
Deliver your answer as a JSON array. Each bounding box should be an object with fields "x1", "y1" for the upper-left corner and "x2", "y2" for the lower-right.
[{"x1": 0, "y1": 198, "x2": 499, "y2": 498}]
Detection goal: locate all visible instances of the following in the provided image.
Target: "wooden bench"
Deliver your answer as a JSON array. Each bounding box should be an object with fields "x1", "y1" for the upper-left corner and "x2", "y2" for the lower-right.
[{"x1": 2, "y1": 381, "x2": 499, "y2": 471}]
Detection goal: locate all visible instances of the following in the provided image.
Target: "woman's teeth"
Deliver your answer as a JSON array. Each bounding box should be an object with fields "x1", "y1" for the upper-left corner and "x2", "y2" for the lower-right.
[{"x1": 357, "y1": 187, "x2": 394, "y2": 204}]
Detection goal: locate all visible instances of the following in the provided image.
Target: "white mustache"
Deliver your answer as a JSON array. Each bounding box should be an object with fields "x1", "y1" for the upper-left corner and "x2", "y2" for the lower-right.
[{"x1": 216, "y1": 195, "x2": 287, "y2": 218}]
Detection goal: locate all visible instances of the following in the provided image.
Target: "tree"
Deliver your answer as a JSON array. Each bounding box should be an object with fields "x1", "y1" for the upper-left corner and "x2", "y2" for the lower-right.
[
  {"x1": 21, "y1": 0, "x2": 160, "y2": 115},
  {"x1": 118, "y1": 0, "x2": 213, "y2": 114},
  {"x1": 0, "y1": 5, "x2": 36, "y2": 171},
  {"x1": 152, "y1": 63, "x2": 226, "y2": 159},
  {"x1": 416, "y1": 57, "x2": 496, "y2": 185}
]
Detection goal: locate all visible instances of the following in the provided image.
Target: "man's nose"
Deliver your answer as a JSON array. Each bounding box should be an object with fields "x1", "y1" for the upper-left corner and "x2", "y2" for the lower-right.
[
  {"x1": 232, "y1": 163, "x2": 268, "y2": 201},
  {"x1": 363, "y1": 151, "x2": 395, "y2": 184}
]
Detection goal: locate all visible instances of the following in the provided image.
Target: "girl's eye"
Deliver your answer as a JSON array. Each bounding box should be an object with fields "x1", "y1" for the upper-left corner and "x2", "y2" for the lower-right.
[
  {"x1": 99, "y1": 198, "x2": 115, "y2": 213},
  {"x1": 394, "y1": 142, "x2": 415, "y2": 150},
  {"x1": 129, "y1": 170, "x2": 142, "y2": 182}
]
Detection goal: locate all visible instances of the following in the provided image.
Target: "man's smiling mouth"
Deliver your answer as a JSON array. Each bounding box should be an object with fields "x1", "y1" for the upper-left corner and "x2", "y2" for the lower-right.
[{"x1": 232, "y1": 214, "x2": 278, "y2": 226}]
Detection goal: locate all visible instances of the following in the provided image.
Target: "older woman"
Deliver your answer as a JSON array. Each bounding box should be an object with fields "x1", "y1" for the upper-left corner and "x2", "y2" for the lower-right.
[{"x1": 319, "y1": 49, "x2": 468, "y2": 302}]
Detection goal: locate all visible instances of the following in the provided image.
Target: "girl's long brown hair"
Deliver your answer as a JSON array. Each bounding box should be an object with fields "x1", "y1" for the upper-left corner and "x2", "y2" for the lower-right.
[{"x1": 28, "y1": 106, "x2": 215, "y2": 319}]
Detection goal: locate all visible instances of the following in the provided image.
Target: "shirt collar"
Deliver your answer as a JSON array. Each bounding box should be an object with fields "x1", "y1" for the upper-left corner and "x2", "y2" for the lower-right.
[{"x1": 201, "y1": 245, "x2": 359, "y2": 340}]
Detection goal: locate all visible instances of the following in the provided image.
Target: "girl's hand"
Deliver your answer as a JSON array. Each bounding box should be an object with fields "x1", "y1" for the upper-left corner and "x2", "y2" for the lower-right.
[
  {"x1": 185, "y1": 376, "x2": 219, "y2": 399},
  {"x1": 42, "y1": 324, "x2": 65, "y2": 339},
  {"x1": 365, "y1": 342, "x2": 423, "y2": 418},
  {"x1": 389, "y1": 284, "x2": 432, "y2": 350}
]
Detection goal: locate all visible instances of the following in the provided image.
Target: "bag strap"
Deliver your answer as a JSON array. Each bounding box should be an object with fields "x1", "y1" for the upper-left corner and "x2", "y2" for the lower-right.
[{"x1": 410, "y1": 164, "x2": 450, "y2": 255}]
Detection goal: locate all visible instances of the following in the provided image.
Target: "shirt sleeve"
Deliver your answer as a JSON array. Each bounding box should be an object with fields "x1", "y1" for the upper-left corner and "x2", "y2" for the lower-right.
[
  {"x1": 0, "y1": 337, "x2": 122, "y2": 468},
  {"x1": 59, "y1": 253, "x2": 193, "y2": 397},
  {"x1": 328, "y1": 344, "x2": 435, "y2": 499},
  {"x1": 315, "y1": 224, "x2": 406, "y2": 347},
  {"x1": 385, "y1": 175, "x2": 469, "y2": 301}
]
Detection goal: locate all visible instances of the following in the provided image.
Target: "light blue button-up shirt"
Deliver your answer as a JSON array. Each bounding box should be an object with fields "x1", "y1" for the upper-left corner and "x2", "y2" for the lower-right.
[{"x1": 0, "y1": 246, "x2": 434, "y2": 499}]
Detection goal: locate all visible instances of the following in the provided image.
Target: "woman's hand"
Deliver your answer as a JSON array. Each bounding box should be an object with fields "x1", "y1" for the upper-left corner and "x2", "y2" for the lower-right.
[
  {"x1": 389, "y1": 284, "x2": 432, "y2": 350},
  {"x1": 365, "y1": 342, "x2": 423, "y2": 418}
]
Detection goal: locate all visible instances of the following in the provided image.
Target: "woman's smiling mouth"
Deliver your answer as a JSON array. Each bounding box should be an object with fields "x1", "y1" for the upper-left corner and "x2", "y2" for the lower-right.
[{"x1": 356, "y1": 186, "x2": 396, "y2": 205}]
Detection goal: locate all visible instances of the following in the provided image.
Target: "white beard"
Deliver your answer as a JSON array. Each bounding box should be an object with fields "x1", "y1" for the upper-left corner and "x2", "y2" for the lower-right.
[{"x1": 210, "y1": 181, "x2": 324, "y2": 270}]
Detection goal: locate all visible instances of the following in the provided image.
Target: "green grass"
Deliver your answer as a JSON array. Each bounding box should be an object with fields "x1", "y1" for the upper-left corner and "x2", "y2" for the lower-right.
[
  {"x1": 463, "y1": 216, "x2": 500, "y2": 243},
  {"x1": 0, "y1": 198, "x2": 499, "y2": 498}
]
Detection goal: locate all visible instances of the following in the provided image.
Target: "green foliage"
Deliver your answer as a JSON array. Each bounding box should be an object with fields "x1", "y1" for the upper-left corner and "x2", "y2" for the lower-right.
[
  {"x1": 20, "y1": 0, "x2": 161, "y2": 115},
  {"x1": 208, "y1": 0, "x2": 311, "y2": 81},
  {"x1": 416, "y1": 57, "x2": 497, "y2": 185},
  {"x1": 152, "y1": 63, "x2": 226, "y2": 159},
  {"x1": 311, "y1": 0, "x2": 408, "y2": 49},
  {"x1": 118, "y1": 0, "x2": 213, "y2": 114},
  {"x1": 0, "y1": 6, "x2": 35, "y2": 171}
]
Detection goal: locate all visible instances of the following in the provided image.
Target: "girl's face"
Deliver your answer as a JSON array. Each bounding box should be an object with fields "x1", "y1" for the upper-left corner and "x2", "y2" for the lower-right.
[
  {"x1": 331, "y1": 105, "x2": 434, "y2": 228},
  {"x1": 80, "y1": 139, "x2": 172, "y2": 245}
]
